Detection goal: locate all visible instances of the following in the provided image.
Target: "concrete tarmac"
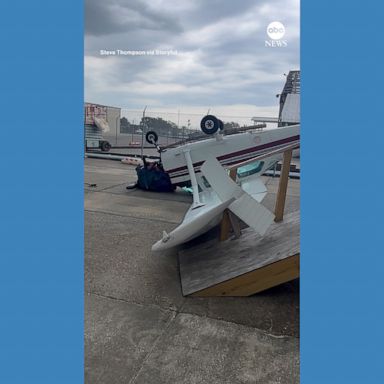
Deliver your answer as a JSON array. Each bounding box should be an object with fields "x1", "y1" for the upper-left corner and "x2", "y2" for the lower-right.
[{"x1": 84, "y1": 157, "x2": 300, "y2": 384}]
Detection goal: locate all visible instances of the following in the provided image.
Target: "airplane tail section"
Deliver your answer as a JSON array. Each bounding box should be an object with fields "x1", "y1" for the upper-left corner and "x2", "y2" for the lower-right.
[
  {"x1": 152, "y1": 155, "x2": 275, "y2": 251},
  {"x1": 229, "y1": 194, "x2": 274, "y2": 236},
  {"x1": 201, "y1": 156, "x2": 274, "y2": 236}
]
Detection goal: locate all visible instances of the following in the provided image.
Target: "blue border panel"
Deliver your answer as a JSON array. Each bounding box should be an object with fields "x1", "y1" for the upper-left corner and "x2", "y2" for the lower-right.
[
  {"x1": 302, "y1": 1, "x2": 383, "y2": 383},
  {"x1": 0, "y1": 2, "x2": 83, "y2": 383}
]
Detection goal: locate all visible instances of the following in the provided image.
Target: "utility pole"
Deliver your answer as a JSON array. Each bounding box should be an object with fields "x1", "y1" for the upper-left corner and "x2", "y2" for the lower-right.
[
  {"x1": 177, "y1": 110, "x2": 181, "y2": 143},
  {"x1": 185, "y1": 119, "x2": 190, "y2": 143},
  {"x1": 140, "y1": 106, "x2": 147, "y2": 158},
  {"x1": 115, "y1": 116, "x2": 119, "y2": 146}
]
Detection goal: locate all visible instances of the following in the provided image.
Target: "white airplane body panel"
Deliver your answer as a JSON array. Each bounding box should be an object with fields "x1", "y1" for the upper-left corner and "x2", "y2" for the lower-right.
[
  {"x1": 152, "y1": 193, "x2": 233, "y2": 251},
  {"x1": 162, "y1": 125, "x2": 299, "y2": 186},
  {"x1": 152, "y1": 124, "x2": 300, "y2": 252}
]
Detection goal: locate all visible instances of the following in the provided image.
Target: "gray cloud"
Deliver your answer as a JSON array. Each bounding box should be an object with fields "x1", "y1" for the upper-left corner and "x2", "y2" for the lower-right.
[
  {"x1": 85, "y1": 0, "x2": 182, "y2": 36},
  {"x1": 85, "y1": 0, "x2": 300, "y2": 120}
]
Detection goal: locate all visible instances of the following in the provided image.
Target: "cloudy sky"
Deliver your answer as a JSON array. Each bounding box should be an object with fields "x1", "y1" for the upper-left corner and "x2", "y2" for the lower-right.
[{"x1": 85, "y1": 0, "x2": 299, "y2": 127}]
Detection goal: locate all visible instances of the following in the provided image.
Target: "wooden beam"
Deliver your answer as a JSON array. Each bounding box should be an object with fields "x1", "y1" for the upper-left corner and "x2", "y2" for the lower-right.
[
  {"x1": 228, "y1": 211, "x2": 241, "y2": 238},
  {"x1": 229, "y1": 167, "x2": 237, "y2": 181},
  {"x1": 219, "y1": 210, "x2": 232, "y2": 241},
  {"x1": 191, "y1": 254, "x2": 299, "y2": 297},
  {"x1": 274, "y1": 149, "x2": 292, "y2": 222}
]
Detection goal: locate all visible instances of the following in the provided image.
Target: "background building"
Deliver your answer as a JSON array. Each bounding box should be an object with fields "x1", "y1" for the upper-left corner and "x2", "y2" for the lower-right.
[{"x1": 84, "y1": 102, "x2": 121, "y2": 137}]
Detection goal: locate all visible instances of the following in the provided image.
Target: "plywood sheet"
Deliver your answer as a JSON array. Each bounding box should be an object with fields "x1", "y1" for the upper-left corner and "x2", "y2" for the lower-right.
[{"x1": 179, "y1": 211, "x2": 300, "y2": 296}]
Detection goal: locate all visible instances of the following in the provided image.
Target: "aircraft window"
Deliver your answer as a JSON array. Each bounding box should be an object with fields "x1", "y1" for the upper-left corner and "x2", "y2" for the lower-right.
[{"x1": 237, "y1": 161, "x2": 264, "y2": 178}]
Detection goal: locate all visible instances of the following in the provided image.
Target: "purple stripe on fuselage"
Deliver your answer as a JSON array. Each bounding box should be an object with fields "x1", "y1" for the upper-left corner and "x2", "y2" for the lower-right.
[{"x1": 166, "y1": 135, "x2": 300, "y2": 177}]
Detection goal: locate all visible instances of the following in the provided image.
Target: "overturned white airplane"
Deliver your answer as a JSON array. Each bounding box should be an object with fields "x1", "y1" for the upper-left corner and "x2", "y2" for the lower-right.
[{"x1": 148, "y1": 71, "x2": 300, "y2": 251}]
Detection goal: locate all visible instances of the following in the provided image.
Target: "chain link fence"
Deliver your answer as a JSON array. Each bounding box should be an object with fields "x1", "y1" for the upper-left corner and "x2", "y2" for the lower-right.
[
  {"x1": 120, "y1": 109, "x2": 263, "y2": 140},
  {"x1": 96, "y1": 108, "x2": 269, "y2": 156}
]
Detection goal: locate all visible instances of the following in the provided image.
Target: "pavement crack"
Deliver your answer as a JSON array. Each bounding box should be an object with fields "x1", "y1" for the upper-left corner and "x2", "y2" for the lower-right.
[
  {"x1": 88, "y1": 291, "x2": 179, "y2": 314},
  {"x1": 128, "y1": 311, "x2": 177, "y2": 384},
  {"x1": 97, "y1": 182, "x2": 130, "y2": 192},
  {"x1": 87, "y1": 291, "x2": 298, "y2": 339},
  {"x1": 176, "y1": 310, "x2": 297, "y2": 340}
]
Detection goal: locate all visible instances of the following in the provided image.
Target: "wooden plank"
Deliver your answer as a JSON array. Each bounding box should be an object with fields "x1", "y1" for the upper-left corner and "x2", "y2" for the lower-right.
[
  {"x1": 228, "y1": 211, "x2": 241, "y2": 238},
  {"x1": 229, "y1": 167, "x2": 237, "y2": 181},
  {"x1": 219, "y1": 210, "x2": 232, "y2": 241},
  {"x1": 179, "y1": 211, "x2": 299, "y2": 296},
  {"x1": 274, "y1": 149, "x2": 293, "y2": 222},
  {"x1": 192, "y1": 254, "x2": 299, "y2": 296}
]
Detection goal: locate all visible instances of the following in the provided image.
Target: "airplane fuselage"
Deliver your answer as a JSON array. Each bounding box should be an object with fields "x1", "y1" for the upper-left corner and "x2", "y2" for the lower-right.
[{"x1": 161, "y1": 125, "x2": 300, "y2": 187}]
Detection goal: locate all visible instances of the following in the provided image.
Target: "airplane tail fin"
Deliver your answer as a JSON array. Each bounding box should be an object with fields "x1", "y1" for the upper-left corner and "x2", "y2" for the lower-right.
[
  {"x1": 201, "y1": 156, "x2": 274, "y2": 236},
  {"x1": 228, "y1": 194, "x2": 274, "y2": 236}
]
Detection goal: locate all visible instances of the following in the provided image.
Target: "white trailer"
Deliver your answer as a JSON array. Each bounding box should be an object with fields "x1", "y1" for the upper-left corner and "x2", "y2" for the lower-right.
[{"x1": 84, "y1": 103, "x2": 121, "y2": 151}]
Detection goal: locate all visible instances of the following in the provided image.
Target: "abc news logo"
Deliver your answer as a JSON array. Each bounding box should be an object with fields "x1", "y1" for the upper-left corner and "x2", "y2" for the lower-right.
[{"x1": 265, "y1": 21, "x2": 287, "y2": 48}]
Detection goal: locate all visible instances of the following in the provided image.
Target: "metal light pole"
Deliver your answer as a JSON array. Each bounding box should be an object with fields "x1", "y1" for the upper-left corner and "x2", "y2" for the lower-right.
[
  {"x1": 185, "y1": 119, "x2": 190, "y2": 143},
  {"x1": 140, "y1": 106, "x2": 147, "y2": 158},
  {"x1": 177, "y1": 110, "x2": 181, "y2": 143},
  {"x1": 115, "y1": 115, "x2": 119, "y2": 146}
]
